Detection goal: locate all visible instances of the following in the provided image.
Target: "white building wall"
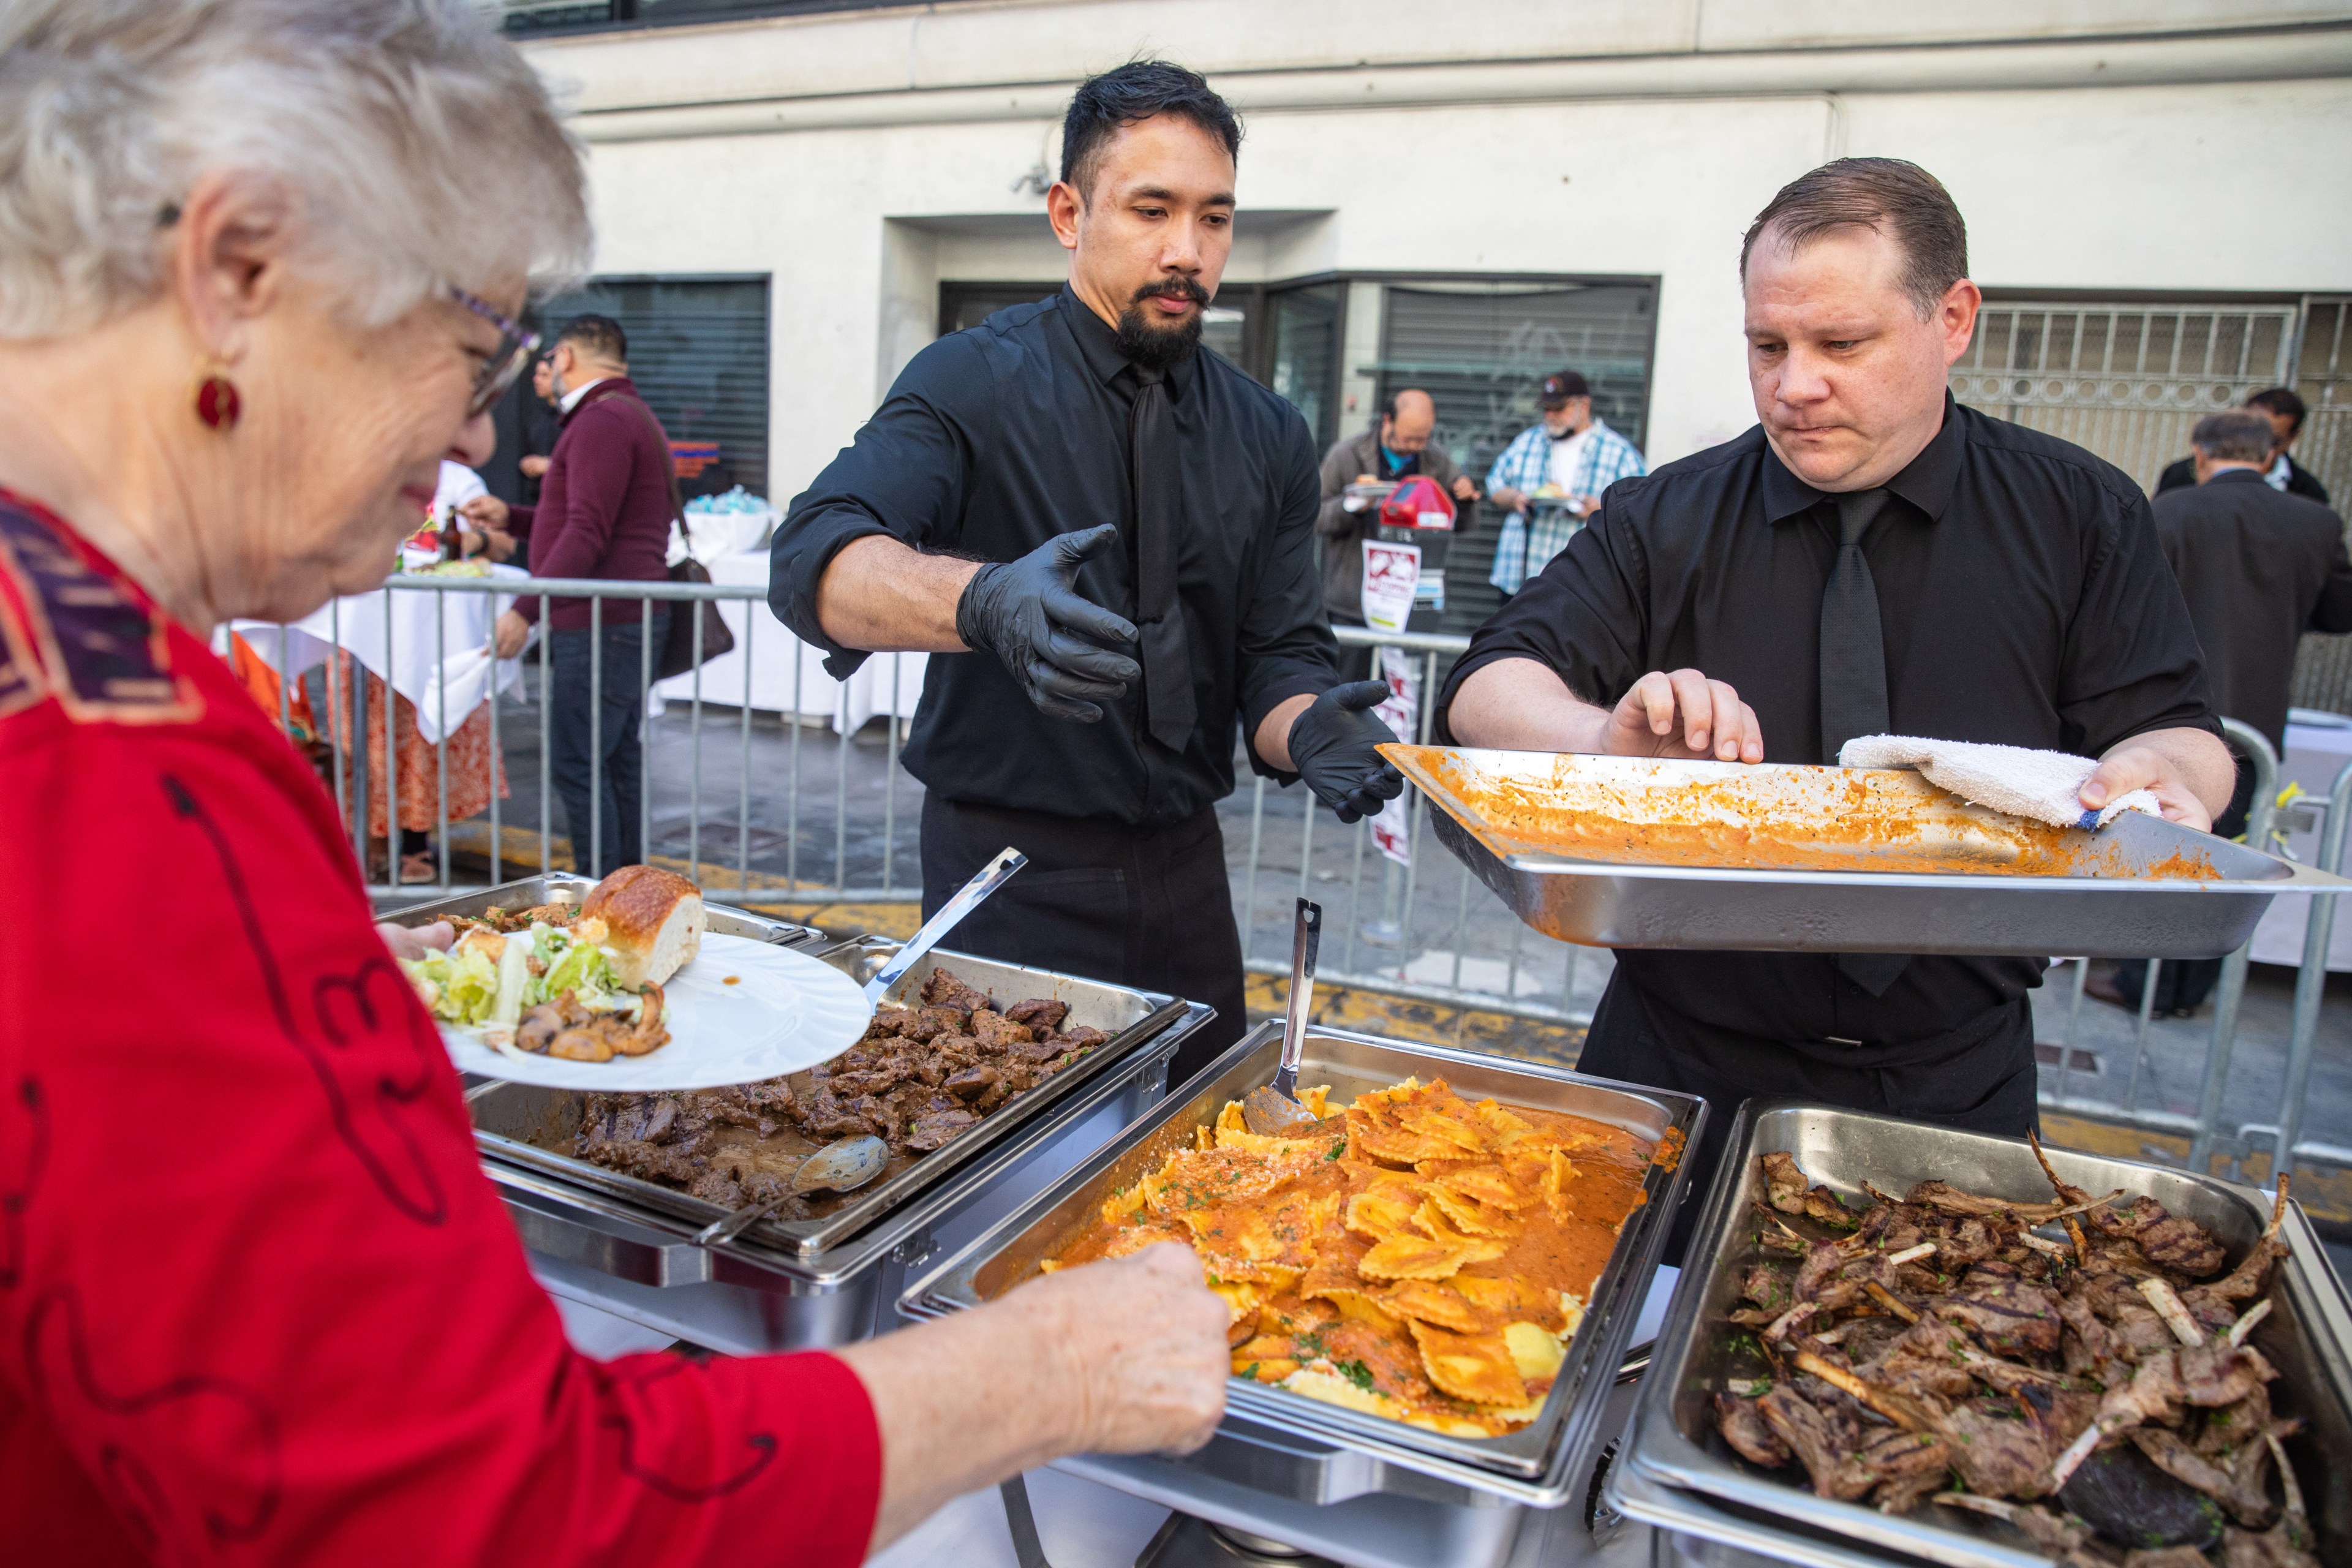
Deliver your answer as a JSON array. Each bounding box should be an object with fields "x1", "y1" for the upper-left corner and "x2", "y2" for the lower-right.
[{"x1": 527, "y1": 0, "x2": 2352, "y2": 497}]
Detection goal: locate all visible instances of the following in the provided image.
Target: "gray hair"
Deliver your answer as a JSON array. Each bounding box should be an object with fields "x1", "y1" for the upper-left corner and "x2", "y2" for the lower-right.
[
  {"x1": 0, "y1": 0, "x2": 590, "y2": 339},
  {"x1": 2192, "y1": 410, "x2": 2277, "y2": 466}
]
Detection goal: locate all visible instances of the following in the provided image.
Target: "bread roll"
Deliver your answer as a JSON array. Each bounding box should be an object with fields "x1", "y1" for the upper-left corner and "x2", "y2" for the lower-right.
[{"x1": 581, "y1": 865, "x2": 705, "y2": 989}]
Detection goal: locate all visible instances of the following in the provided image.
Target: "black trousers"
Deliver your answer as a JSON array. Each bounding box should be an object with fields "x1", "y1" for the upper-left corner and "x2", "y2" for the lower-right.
[
  {"x1": 1575, "y1": 975, "x2": 2040, "y2": 1265},
  {"x1": 919, "y1": 796, "x2": 1248, "y2": 1085},
  {"x1": 548, "y1": 608, "x2": 668, "y2": 878}
]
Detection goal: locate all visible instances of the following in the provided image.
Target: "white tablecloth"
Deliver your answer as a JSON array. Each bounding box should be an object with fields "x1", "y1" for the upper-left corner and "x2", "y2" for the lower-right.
[
  {"x1": 2250, "y1": 714, "x2": 2352, "y2": 970},
  {"x1": 649, "y1": 548, "x2": 925, "y2": 734},
  {"x1": 228, "y1": 563, "x2": 528, "y2": 744}
]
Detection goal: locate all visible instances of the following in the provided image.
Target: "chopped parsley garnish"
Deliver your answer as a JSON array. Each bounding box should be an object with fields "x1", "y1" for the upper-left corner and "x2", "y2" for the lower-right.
[
  {"x1": 1327, "y1": 1141, "x2": 1346, "y2": 1160},
  {"x1": 1335, "y1": 1359, "x2": 1378, "y2": 1393}
]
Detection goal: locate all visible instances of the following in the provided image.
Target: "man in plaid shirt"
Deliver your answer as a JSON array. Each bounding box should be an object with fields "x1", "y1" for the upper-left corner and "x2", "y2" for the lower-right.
[{"x1": 1485, "y1": 369, "x2": 1647, "y2": 595}]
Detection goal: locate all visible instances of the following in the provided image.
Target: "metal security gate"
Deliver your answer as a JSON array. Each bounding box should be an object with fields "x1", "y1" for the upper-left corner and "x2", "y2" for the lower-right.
[
  {"x1": 1950, "y1": 300, "x2": 2299, "y2": 493},
  {"x1": 1951, "y1": 298, "x2": 2352, "y2": 714}
]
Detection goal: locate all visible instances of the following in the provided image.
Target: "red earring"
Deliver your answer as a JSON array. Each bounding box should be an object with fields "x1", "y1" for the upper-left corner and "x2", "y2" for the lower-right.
[{"x1": 194, "y1": 363, "x2": 240, "y2": 430}]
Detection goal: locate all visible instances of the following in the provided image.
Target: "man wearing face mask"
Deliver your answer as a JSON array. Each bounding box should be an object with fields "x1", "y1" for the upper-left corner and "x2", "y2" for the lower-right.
[
  {"x1": 770, "y1": 61, "x2": 1400, "y2": 1082},
  {"x1": 464, "y1": 314, "x2": 678, "y2": 878},
  {"x1": 1442, "y1": 159, "x2": 2233, "y2": 1253}
]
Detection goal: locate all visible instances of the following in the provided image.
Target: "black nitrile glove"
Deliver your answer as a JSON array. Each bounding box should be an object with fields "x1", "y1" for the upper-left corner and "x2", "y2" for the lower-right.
[
  {"x1": 954, "y1": 525, "x2": 1142, "y2": 723},
  {"x1": 1287, "y1": 680, "x2": 1407, "y2": 823}
]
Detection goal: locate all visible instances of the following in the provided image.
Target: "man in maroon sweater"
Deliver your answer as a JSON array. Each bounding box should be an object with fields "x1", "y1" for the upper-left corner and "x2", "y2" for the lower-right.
[{"x1": 467, "y1": 315, "x2": 674, "y2": 874}]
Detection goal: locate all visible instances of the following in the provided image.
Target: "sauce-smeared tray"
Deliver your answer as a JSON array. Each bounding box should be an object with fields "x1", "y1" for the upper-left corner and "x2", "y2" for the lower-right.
[{"x1": 1386, "y1": 745, "x2": 2350, "y2": 959}]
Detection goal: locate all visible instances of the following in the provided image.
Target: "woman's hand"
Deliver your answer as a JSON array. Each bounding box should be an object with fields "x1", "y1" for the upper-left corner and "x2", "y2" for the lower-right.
[
  {"x1": 519, "y1": 454, "x2": 550, "y2": 479},
  {"x1": 1027, "y1": 1243, "x2": 1231, "y2": 1456},
  {"x1": 834, "y1": 1241, "x2": 1230, "y2": 1554}
]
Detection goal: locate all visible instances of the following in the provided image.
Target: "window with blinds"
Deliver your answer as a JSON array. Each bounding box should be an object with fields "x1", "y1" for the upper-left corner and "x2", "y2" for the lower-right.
[{"x1": 538, "y1": 275, "x2": 772, "y2": 501}]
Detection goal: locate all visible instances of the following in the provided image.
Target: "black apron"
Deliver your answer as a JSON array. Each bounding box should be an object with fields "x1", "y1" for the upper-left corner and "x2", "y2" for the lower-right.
[
  {"x1": 919, "y1": 796, "x2": 1248, "y2": 1085},
  {"x1": 1575, "y1": 973, "x2": 2040, "y2": 1265}
]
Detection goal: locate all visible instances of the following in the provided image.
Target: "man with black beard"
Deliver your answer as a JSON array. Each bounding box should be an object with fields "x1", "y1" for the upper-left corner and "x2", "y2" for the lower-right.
[{"x1": 771, "y1": 61, "x2": 1399, "y2": 1080}]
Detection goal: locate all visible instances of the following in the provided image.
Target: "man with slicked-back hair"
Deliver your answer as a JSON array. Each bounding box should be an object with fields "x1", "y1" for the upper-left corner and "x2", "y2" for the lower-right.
[{"x1": 1443, "y1": 159, "x2": 2234, "y2": 1256}]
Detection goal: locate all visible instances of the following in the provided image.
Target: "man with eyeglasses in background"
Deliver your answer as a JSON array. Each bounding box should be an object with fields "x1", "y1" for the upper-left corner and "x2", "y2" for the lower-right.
[
  {"x1": 1316, "y1": 387, "x2": 1476, "y2": 678},
  {"x1": 463, "y1": 314, "x2": 680, "y2": 876}
]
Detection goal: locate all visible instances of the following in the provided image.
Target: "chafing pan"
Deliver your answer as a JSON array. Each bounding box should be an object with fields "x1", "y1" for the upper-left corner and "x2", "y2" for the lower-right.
[
  {"x1": 470, "y1": 937, "x2": 1204, "y2": 1259},
  {"x1": 1613, "y1": 1101, "x2": 2352, "y2": 1568},
  {"x1": 900, "y1": 1019, "x2": 1705, "y2": 1507},
  {"x1": 386, "y1": 870, "x2": 827, "y2": 949},
  {"x1": 1389, "y1": 745, "x2": 2350, "y2": 959}
]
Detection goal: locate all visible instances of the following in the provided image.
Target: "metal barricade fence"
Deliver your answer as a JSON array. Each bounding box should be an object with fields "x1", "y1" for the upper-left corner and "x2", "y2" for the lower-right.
[
  {"x1": 1237, "y1": 626, "x2": 1595, "y2": 1027},
  {"x1": 280, "y1": 577, "x2": 2343, "y2": 1167}
]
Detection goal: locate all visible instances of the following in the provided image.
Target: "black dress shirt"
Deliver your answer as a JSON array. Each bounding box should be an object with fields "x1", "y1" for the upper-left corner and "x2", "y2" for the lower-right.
[
  {"x1": 1439, "y1": 396, "x2": 2218, "y2": 1057},
  {"x1": 772, "y1": 287, "x2": 1336, "y2": 826},
  {"x1": 2155, "y1": 468, "x2": 2352, "y2": 751},
  {"x1": 2157, "y1": 453, "x2": 2329, "y2": 505}
]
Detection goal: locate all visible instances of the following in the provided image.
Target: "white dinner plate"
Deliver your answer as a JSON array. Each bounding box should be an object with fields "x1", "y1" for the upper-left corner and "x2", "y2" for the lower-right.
[{"x1": 439, "y1": 932, "x2": 870, "y2": 1091}]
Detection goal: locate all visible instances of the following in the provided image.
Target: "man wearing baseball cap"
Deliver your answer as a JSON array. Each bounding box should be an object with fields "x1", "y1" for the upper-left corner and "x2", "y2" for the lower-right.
[{"x1": 1483, "y1": 369, "x2": 1648, "y2": 597}]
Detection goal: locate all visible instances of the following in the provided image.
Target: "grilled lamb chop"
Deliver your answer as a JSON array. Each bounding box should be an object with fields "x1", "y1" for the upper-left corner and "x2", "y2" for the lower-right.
[
  {"x1": 1931, "y1": 1260, "x2": 2063, "y2": 1357},
  {"x1": 1713, "y1": 1391, "x2": 1793, "y2": 1467},
  {"x1": 1756, "y1": 1383, "x2": 1878, "y2": 1501},
  {"x1": 2049, "y1": 1302, "x2": 2280, "y2": 1488},
  {"x1": 2128, "y1": 1427, "x2": 2278, "y2": 1529},
  {"x1": 2184, "y1": 1179, "x2": 2293, "y2": 1333},
  {"x1": 2220, "y1": 1433, "x2": 2320, "y2": 1567}
]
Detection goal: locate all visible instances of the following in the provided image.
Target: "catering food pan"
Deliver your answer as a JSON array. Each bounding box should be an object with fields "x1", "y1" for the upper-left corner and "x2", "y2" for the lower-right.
[
  {"x1": 472, "y1": 938, "x2": 1203, "y2": 1259},
  {"x1": 1390, "y1": 745, "x2": 2351, "y2": 959},
  {"x1": 902, "y1": 1020, "x2": 1705, "y2": 1508},
  {"x1": 383, "y1": 872, "x2": 827, "y2": 949},
  {"x1": 1613, "y1": 1101, "x2": 2352, "y2": 1568}
]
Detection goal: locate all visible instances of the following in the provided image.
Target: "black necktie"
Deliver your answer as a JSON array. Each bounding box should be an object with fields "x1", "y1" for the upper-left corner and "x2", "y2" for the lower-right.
[
  {"x1": 1128, "y1": 365, "x2": 1196, "y2": 751},
  {"x1": 1819, "y1": 488, "x2": 1892, "y2": 765},
  {"x1": 1819, "y1": 486, "x2": 1907, "y2": 998}
]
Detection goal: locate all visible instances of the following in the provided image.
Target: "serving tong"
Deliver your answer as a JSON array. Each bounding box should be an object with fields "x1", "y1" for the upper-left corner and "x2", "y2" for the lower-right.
[
  {"x1": 1240, "y1": 898, "x2": 1322, "y2": 1136},
  {"x1": 864, "y1": 845, "x2": 1027, "y2": 1005}
]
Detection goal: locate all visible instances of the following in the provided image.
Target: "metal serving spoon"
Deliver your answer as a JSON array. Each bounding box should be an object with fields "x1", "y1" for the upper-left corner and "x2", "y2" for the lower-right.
[
  {"x1": 693, "y1": 1135, "x2": 889, "y2": 1248},
  {"x1": 1241, "y1": 899, "x2": 1322, "y2": 1136},
  {"x1": 864, "y1": 845, "x2": 1027, "y2": 1005}
]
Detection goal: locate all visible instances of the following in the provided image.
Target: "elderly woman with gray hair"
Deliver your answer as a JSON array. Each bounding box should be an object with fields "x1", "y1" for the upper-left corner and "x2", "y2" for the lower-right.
[{"x1": 0, "y1": 3, "x2": 1227, "y2": 1562}]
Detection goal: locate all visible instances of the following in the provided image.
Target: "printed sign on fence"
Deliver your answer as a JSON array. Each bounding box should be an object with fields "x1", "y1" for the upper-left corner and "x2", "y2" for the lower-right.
[
  {"x1": 1360, "y1": 539, "x2": 1421, "y2": 635},
  {"x1": 1370, "y1": 646, "x2": 1417, "y2": 866}
]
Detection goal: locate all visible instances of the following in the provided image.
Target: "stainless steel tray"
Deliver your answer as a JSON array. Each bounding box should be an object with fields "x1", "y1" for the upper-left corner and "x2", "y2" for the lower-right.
[
  {"x1": 382, "y1": 872, "x2": 827, "y2": 949},
  {"x1": 472, "y1": 938, "x2": 1203, "y2": 1259},
  {"x1": 901, "y1": 1019, "x2": 1705, "y2": 1507},
  {"x1": 1618, "y1": 1101, "x2": 2352, "y2": 1568},
  {"x1": 487, "y1": 1006, "x2": 1194, "y2": 1351},
  {"x1": 1610, "y1": 1460, "x2": 1932, "y2": 1568},
  {"x1": 1391, "y1": 746, "x2": 2350, "y2": 959}
]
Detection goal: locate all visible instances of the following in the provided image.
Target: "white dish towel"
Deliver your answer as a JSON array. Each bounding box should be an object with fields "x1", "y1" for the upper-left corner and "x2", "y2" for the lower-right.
[{"x1": 1837, "y1": 734, "x2": 2164, "y2": 831}]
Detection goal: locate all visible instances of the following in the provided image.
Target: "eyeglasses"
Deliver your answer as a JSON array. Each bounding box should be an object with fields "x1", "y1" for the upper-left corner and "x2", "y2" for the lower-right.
[{"x1": 448, "y1": 285, "x2": 541, "y2": 419}]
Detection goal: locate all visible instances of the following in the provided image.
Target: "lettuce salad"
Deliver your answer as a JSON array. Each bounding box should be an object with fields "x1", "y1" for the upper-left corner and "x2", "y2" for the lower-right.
[{"x1": 401, "y1": 922, "x2": 635, "y2": 1030}]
